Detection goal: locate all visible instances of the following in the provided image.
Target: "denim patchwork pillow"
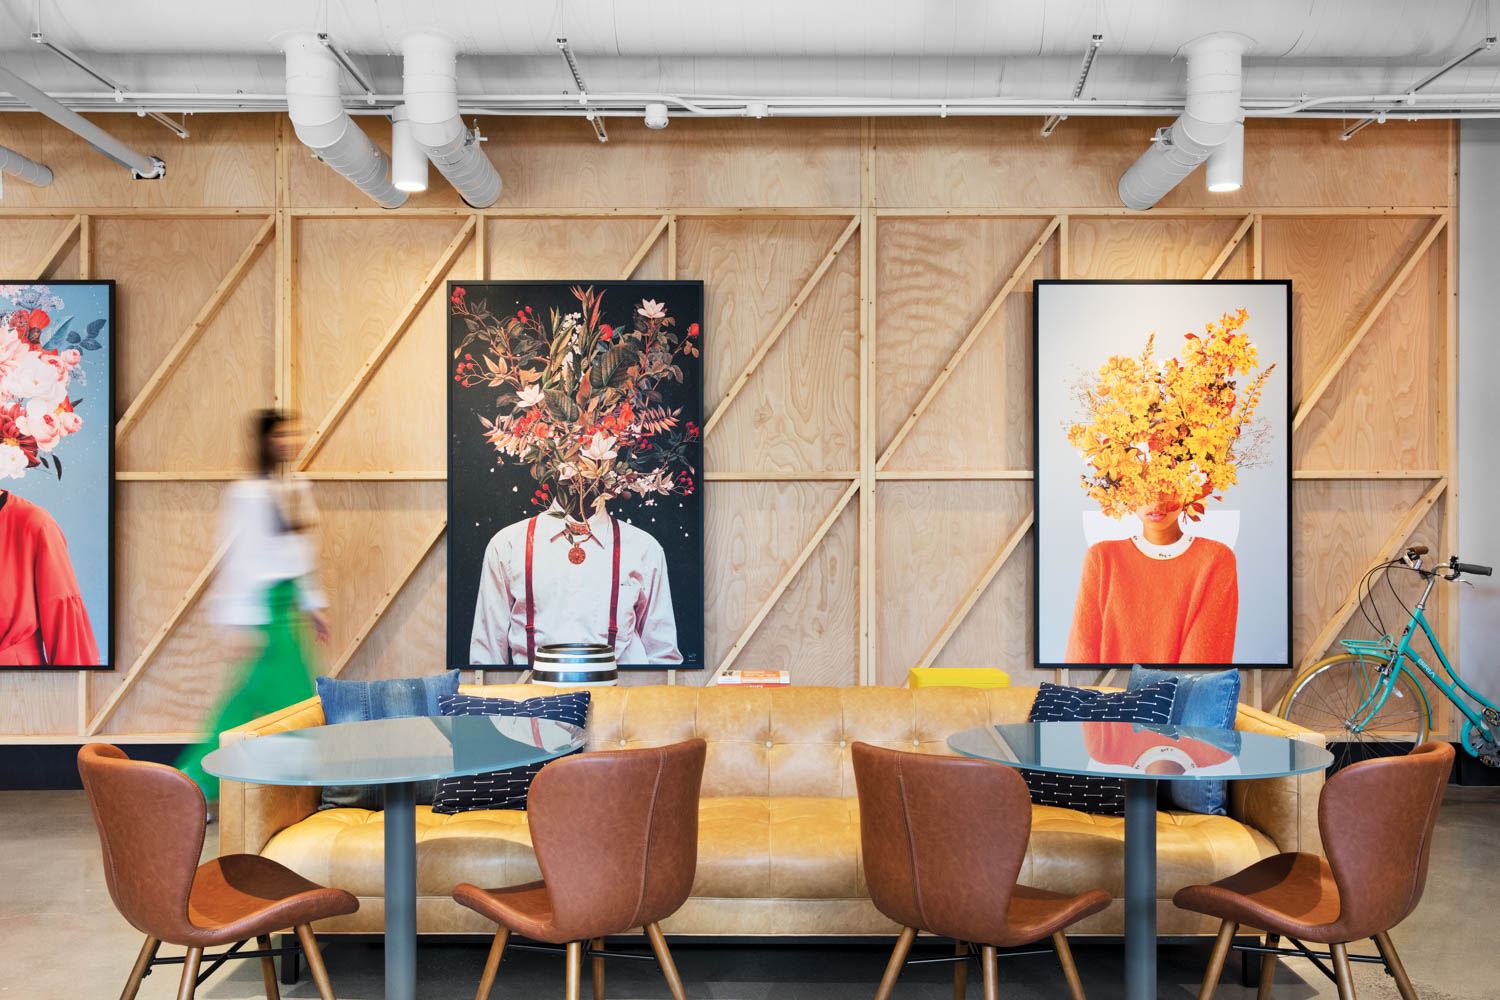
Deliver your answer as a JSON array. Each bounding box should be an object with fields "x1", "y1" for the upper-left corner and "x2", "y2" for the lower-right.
[
  {"x1": 315, "y1": 670, "x2": 462, "y2": 810},
  {"x1": 1128, "y1": 665, "x2": 1241, "y2": 816},
  {"x1": 430, "y1": 691, "x2": 592, "y2": 814},
  {"x1": 1022, "y1": 679, "x2": 1180, "y2": 816}
]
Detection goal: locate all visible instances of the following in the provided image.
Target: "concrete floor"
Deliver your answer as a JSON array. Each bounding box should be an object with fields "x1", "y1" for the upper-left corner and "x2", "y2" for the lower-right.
[{"x1": 2, "y1": 786, "x2": 1493, "y2": 1000}]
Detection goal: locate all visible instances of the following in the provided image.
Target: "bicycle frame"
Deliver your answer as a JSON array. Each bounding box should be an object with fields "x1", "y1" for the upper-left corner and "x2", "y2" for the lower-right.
[{"x1": 1346, "y1": 572, "x2": 1500, "y2": 755}]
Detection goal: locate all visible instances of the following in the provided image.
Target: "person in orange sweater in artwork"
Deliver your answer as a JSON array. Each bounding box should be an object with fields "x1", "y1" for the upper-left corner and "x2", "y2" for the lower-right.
[{"x1": 1062, "y1": 308, "x2": 1275, "y2": 665}]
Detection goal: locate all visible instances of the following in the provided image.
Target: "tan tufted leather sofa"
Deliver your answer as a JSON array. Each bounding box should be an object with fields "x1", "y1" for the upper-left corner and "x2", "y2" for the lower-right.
[{"x1": 217, "y1": 684, "x2": 1323, "y2": 937}]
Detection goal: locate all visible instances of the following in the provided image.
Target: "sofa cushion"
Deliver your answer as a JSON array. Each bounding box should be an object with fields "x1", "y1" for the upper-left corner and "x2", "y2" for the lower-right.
[
  {"x1": 1129, "y1": 665, "x2": 1241, "y2": 816},
  {"x1": 260, "y1": 797, "x2": 1277, "y2": 909},
  {"x1": 315, "y1": 669, "x2": 461, "y2": 810},
  {"x1": 431, "y1": 691, "x2": 591, "y2": 814}
]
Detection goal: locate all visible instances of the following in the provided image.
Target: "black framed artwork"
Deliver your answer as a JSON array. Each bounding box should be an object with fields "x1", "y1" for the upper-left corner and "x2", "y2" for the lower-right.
[
  {"x1": 446, "y1": 280, "x2": 705, "y2": 672},
  {"x1": 1033, "y1": 279, "x2": 1292, "y2": 672},
  {"x1": 0, "y1": 280, "x2": 114, "y2": 670}
]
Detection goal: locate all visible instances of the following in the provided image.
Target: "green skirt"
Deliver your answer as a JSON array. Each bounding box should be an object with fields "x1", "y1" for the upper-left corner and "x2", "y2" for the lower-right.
[{"x1": 176, "y1": 579, "x2": 317, "y2": 800}]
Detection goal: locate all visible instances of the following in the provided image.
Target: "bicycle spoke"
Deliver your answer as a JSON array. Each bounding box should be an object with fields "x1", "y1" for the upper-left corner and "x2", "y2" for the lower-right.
[{"x1": 1283, "y1": 656, "x2": 1428, "y2": 773}]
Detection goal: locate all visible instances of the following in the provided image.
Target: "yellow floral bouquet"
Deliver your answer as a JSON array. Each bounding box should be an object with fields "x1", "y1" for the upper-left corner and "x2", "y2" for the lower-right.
[{"x1": 1066, "y1": 308, "x2": 1274, "y2": 520}]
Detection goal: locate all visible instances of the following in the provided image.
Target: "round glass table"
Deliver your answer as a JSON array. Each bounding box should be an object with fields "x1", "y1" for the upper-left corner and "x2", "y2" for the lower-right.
[
  {"x1": 203, "y1": 714, "x2": 586, "y2": 1000},
  {"x1": 948, "y1": 720, "x2": 1330, "y2": 1000}
]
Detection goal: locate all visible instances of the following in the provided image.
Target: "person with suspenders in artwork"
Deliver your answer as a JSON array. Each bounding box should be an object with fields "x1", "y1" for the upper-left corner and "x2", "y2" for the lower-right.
[{"x1": 468, "y1": 503, "x2": 682, "y2": 668}]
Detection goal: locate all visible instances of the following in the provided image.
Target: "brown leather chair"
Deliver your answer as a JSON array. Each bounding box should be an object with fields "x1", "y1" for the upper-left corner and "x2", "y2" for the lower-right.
[
  {"x1": 852, "y1": 742, "x2": 1111, "y2": 1000},
  {"x1": 78, "y1": 743, "x2": 359, "y2": 1000},
  {"x1": 1174, "y1": 741, "x2": 1454, "y2": 1000},
  {"x1": 453, "y1": 737, "x2": 707, "y2": 1000}
]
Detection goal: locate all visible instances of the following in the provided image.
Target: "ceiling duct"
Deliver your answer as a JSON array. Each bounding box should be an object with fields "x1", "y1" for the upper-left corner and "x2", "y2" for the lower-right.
[
  {"x1": 283, "y1": 32, "x2": 405, "y2": 209},
  {"x1": 0, "y1": 142, "x2": 53, "y2": 188},
  {"x1": 1117, "y1": 33, "x2": 1246, "y2": 210},
  {"x1": 0, "y1": 65, "x2": 162, "y2": 178},
  {"x1": 401, "y1": 33, "x2": 501, "y2": 208}
]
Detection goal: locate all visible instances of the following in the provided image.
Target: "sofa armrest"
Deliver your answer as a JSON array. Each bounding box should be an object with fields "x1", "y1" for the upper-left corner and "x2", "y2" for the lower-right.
[
  {"x1": 217, "y1": 696, "x2": 325, "y2": 857},
  {"x1": 1229, "y1": 702, "x2": 1326, "y2": 856}
]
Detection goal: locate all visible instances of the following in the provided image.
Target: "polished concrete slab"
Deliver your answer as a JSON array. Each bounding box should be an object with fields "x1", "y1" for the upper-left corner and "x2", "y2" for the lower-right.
[{"x1": 2, "y1": 786, "x2": 1493, "y2": 999}]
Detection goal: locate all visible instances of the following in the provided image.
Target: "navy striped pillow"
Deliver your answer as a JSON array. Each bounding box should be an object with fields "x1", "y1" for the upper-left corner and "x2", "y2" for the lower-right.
[
  {"x1": 430, "y1": 691, "x2": 592, "y2": 814},
  {"x1": 1022, "y1": 679, "x2": 1180, "y2": 816}
]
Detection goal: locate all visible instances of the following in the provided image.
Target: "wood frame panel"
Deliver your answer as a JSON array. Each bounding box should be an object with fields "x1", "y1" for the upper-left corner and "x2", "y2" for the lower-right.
[{"x1": 0, "y1": 114, "x2": 1458, "y2": 740}]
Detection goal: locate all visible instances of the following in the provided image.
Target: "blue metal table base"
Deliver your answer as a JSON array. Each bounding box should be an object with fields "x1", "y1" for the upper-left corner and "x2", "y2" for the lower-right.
[
  {"x1": 384, "y1": 781, "x2": 418, "y2": 1000},
  {"x1": 1123, "y1": 777, "x2": 1158, "y2": 1000}
]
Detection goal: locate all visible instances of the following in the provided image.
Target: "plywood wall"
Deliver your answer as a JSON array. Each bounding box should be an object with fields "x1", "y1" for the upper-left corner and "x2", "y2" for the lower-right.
[{"x1": 0, "y1": 113, "x2": 1457, "y2": 740}]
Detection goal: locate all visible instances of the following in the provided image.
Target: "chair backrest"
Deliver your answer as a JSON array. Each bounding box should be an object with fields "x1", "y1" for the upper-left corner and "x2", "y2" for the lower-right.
[
  {"x1": 1321, "y1": 741, "x2": 1454, "y2": 939},
  {"x1": 77, "y1": 743, "x2": 206, "y2": 942},
  {"x1": 852, "y1": 742, "x2": 1031, "y2": 943},
  {"x1": 527, "y1": 737, "x2": 706, "y2": 940}
]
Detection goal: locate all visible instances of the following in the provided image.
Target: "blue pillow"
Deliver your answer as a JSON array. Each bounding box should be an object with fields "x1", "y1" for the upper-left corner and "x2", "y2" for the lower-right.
[
  {"x1": 430, "y1": 691, "x2": 592, "y2": 814},
  {"x1": 315, "y1": 670, "x2": 461, "y2": 810},
  {"x1": 1128, "y1": 665, "x2": 1241, "y2": 816},
  {"x1": 1022, "y1": 679, "x2": 1180, "y2": 816}
]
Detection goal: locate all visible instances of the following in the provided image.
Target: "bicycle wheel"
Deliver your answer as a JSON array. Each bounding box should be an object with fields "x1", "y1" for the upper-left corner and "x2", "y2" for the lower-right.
[{"x1": 1281, "y1": 654, "x2": 1431, "y2": 773}]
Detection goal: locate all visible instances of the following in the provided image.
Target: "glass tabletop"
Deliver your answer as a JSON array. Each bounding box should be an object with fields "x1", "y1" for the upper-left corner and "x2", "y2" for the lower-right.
[
  {"x1": 202, "y1": 715, "x2": 587, "y2": 787},
  {"x1": 948, "y1": 721, "x2": 1330, "y2": 781}
]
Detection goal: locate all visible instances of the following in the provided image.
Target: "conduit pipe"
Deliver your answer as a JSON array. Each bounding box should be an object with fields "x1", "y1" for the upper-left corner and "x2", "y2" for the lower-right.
[
  {"x1": 401, "y1": 33, "x2": 502, "y2": 208},
  {"x1": 0, "y1": 65, "x2": 162, "y2": 178},
  {"x1": 1117, "y1": 33, "x2": 1246, "y2": 210},
  {"x1": 283, "y1": 32, "x2": 405, "y2": 209},
  {"x1": 0, "y1": 143, "x2": 53, "y2": 187}
]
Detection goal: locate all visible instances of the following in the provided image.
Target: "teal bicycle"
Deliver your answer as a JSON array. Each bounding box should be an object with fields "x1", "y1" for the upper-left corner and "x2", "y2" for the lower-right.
[{"x1": 1279, "y1": 546, "x2": 1499, "y2": 772}]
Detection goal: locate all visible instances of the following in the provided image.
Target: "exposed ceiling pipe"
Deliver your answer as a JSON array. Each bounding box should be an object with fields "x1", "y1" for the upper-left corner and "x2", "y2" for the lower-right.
[
  {"x1": 0, "y1": 143, "x2": 53, "y2": 187},
  {"x1": 0, "y1": 65, "x2": 163, "y2": 178},
  {"x1": 1118, "y1": 33, "x2": 1246, "y2": 211},
  {"x1": 401, "y1": 33, "x2": 501, "y2": 208},
  {"x1": 283, "y1": 32, "x2": 405, "y2": 209}
]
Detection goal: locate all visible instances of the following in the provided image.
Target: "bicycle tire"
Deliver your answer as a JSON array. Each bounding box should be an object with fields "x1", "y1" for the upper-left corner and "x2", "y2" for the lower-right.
[{"x1": 1280, "y1": 653, "x2": 1431, "y2": 773}]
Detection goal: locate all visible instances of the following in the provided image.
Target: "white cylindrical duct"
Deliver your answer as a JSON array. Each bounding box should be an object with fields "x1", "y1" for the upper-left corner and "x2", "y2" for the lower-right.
[
  {"x1": 0, "y1": 65, "x2": 161, "y2": 178},
  {"x1": 1118, "y1": 33, "x2": 1246, "y2": 210},
  {"x1": 0, "y1": 143, "x2": 54, "y2": 187},
  {"x1": 284, "y1": 33, "x2": 405, "y2": 209},
  {"x1": 402, "y1": 32, "x2": 502, "y2": 208},
  {"x1": 1206, "y1": 120, "x2": 1245, "y2": 192}
]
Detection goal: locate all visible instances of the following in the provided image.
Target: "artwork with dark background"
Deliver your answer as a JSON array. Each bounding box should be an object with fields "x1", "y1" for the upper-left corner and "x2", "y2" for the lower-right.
[
  {"x1": 1034, "y1": 280, "x2": 1292, "y2": 671},
  {"x1": 447, "y1": 280, "x2": 704, "y2": 671},
  {"x1": 0, "y1": 280, "x2": 113, "y2": 670}
]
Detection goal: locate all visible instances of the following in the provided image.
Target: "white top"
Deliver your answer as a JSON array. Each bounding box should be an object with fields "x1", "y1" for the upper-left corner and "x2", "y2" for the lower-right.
[
  {"x1": 208, "y1": 478, "x2": 328, "y2": 627},
  {"x1": 469, "y1": 507, "x2": 682, "y2": 666},
  {"x1": 1129, "y1": 534, "x2": 1197, "y2": 560}
]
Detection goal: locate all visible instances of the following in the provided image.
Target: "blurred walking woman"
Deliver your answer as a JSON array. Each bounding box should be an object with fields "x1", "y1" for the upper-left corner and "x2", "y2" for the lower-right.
[{"x1": 177, "y1": 410, "x2": 329, "y2": 801}]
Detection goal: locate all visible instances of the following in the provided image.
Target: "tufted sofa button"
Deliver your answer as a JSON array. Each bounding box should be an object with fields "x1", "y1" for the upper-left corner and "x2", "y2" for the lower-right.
[
  {"x1": 839, "y1": 740, "x2": 847, "y2": 748},
  {"x1": 619, "y1": 739, "x2": 627, "y2": 747},
  {"x1": 765, "y1": 740, "x2": 774, "y2": 748},
  {"x1": 913, "y1": 739, "x2": 921, "y2": 747}
]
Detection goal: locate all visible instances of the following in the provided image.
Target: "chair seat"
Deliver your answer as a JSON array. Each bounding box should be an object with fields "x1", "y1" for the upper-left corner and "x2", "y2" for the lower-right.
[
  {"x1": 1172, "y1": 852, "x2": 1346, "y2": 943},
  {"x1": 180, "y1": 854, "x2": 359, "y2": 947},
  {"x1": 453, "y1": 880, "x2": 568, "y2": 942},
  {"x1": 994, "y1": 884, "x2": 1113, "y2": 947}
]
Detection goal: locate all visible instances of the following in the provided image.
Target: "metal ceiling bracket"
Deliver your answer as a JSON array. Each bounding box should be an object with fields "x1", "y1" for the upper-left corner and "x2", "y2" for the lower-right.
[
  {"x1": 30, "y1": 29, "x2": 189, "y2": 138},
  {"x1": 1342, "y1": 33, "x2": 1496, "y2": 139},
  {"x1": 316, "y1": 32, "x2": 377, "y2": 105},
  {"x1": 557, "y1": 38, "x2": 608, "y2": 143},
  {"x1": 1041, "y1": 33, "x2": 1103, "y2": 137}
]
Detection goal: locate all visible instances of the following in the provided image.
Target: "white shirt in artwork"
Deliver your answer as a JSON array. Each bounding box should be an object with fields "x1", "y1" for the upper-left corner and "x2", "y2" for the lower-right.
[
  {"x1": 469, "y1": 506, "x2": 682, "y2": 666},
  {"x1": 208, "y1": 478, "x2": 328, "y2": 627}
]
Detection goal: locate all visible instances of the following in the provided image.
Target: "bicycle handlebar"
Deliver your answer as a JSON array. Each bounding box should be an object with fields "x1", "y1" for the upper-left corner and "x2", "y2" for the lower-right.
[{"x1": 1452, "y1": 559, "x2": 1494, "y2": 577}]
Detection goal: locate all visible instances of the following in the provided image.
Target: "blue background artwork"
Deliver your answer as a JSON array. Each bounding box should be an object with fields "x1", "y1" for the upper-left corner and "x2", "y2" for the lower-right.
[{"x1": 2, "y1": 282, "x2": 112, "y2": 666}]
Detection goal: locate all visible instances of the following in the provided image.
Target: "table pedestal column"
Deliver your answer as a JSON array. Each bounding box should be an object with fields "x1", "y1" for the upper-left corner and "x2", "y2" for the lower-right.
[
  {"x1": 1123, "y1": 777, "x2": 1158, "y2": 1000},
  {"x1": 384, "y1": 781, "x2": 418, "y2": 1000}
]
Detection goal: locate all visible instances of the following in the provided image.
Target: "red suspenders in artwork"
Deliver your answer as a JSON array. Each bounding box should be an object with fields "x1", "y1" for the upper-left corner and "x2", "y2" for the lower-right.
[{"x1": 523, "y1": 515, "x2": 622, "y2": 666}]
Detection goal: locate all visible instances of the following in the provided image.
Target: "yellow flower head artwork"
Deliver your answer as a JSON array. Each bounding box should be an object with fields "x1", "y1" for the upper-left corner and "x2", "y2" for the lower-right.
[{"x1": 1066, "y1": 308, "x2": 1275, "y2": 520}]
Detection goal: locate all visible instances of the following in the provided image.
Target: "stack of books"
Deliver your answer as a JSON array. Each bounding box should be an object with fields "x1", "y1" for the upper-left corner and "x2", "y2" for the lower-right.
[{"x1": 715, "y1": 670, "x2": 791, "y2": 688}]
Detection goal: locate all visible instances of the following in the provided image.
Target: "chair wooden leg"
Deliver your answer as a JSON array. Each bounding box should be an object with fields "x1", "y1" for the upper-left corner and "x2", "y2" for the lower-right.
[
  {"x1": 873, "y1": 926, "x2": 917, "y2": 1000},
  {"x1": 592, "y1": 937, "x2": 606, "y2": 1000},
  {"x1": 1257, "y1": 933, "x2": 1279, "y2": 1000},
  {"x1": 645, "y1": 922, "x2": 688, "y2": 1000},
  {"x1": 474, "y1": 927, "x2": 509, "y2": 1000},
  {"x1": 1374, "y1": 931, "x2": 1419, "y2": 1000},
  {"x1": 1331, "y1": 942, "x2": 1356, "y2": 1000},
  {"x1": 256, "y1": 935, "x2": 281, "y2": 1000},
  {"x1": 119, "y1": 935, "x2": 159, "y2": 1000},
  {"x1": 565, "y1": 941, "x2": 583, "y2": 1000},
  {"x1": 294, "y1": 924, "x2": 336, "y2": 1000},
  {"x1": 1053, "y1": 932, "x2": 1086, "y2": 1000},
  {"x1": 1198, "y1": 920, "x2": 1239, "y2": 1000},
  {"x1": 981, "y1": 945, "x2": 999, "y2": 1000},
  {"x1": 175, "y1": 947, "x2": 202, "y2": 1000},
  {"x1": 953, "y1": 941, "x2": 967, "y2": 1000}
]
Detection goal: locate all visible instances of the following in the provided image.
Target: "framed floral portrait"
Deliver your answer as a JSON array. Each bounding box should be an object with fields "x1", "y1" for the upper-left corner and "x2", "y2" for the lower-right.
[
  {"x1": 447, "y1": 280, "x2": 704, "y2": 672},
  {"x1": 0, "y1": 280, "x2": 114, "y2": 670},
  {"x1": 1034, "y1": 280, "x2": 1292, "y2": 671}
]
